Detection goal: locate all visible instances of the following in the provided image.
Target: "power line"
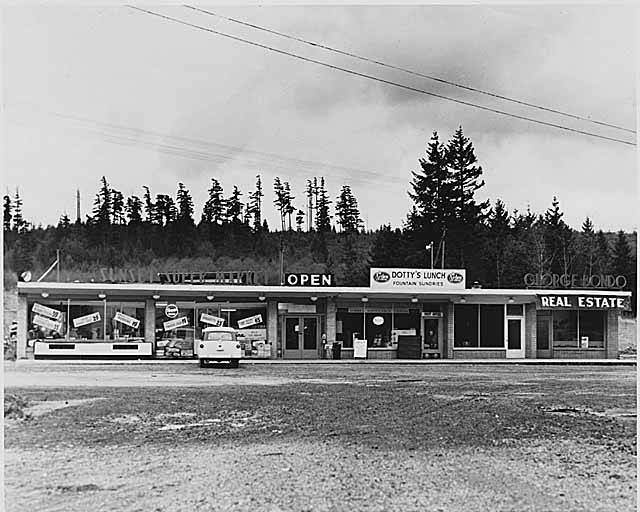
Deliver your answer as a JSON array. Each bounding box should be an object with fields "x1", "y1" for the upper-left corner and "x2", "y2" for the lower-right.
[
  {"x1": 185, "y1": 4, "x2": 635, "y2": 135},
  {"x1": 127, "y1": 6, "x2": 635, "y2": 147},
  {"x1": 7, "y1": 103, "x2": 406, "y2": 186}
]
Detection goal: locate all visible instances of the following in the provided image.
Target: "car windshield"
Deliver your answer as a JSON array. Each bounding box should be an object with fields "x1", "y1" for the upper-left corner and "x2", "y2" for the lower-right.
[{"x1": 205, "y1": 332, "x2": 234, "y2": 341}]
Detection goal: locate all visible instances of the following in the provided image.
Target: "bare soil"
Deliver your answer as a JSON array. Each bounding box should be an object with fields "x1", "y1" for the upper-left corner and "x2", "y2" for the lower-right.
[{"x1": 3, "y1": 363, "x2": 637, "y2": 511}]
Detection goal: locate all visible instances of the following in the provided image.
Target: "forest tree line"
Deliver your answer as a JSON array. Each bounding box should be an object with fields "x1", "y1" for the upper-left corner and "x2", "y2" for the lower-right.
[{"x1": 3, "y1": 127, "x2": 636, "y2": 310}]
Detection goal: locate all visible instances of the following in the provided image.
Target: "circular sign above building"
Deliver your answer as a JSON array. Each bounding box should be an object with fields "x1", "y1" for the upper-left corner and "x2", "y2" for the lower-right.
[
  {"x1": 372, "y1": 315, "x2": 385, "y2": 326},
  {"x1": 165, "y1": 304, "x2": 179, "y2": 318}
]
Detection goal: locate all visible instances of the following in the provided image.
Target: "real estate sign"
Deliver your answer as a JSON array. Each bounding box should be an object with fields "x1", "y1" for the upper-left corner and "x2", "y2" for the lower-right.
[
  {"x1": 536, "y1": 295, "x2": 630, "y2": 310},
  {"x1": 370, "y1": 268, "x2": 466, "y2": 290}
]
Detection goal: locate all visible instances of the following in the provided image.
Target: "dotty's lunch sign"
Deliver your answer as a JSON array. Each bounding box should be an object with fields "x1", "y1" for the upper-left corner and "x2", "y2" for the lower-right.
[{"x1": 370, "y1": 268, "x2": 466, "y2": 290}]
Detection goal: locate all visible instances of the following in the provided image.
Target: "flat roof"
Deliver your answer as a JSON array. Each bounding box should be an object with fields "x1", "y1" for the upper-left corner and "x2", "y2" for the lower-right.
[{"x1": 16, "y1": 281, "x2": 632, "y2": 303}]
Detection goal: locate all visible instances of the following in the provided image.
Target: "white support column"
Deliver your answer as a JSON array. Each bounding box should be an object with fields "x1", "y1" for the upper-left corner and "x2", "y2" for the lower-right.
[
  {"x1": 267, "y1": 300, "x2": 278, "y2": 359},
  {"x1": 144, "y1": 299, "x2": 156, "y2": 346}
]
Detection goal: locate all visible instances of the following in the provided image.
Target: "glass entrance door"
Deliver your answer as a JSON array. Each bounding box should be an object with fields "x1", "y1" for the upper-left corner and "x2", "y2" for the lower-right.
[
  {"x1": 283, "y1": 316, "x2": 319, "y2": 359},
  {"x1": 422, "y1": 318, "x2": 443, "y2": 358},
  {"x1": 506, "y1": 317, "x2": 525, "y2": 359}
]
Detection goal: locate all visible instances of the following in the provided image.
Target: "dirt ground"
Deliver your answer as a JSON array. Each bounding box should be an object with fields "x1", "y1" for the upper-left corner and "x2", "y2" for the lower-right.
[{"x1": 3, "y1": 362, "x2": 637, "y2": 511}]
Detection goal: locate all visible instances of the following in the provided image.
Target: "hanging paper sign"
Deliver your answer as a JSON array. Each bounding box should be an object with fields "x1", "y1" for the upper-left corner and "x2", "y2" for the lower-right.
[
  {"x1": 165, "y1": 304, "x2": 179, "y2": 318},
  {"x1": 33, "y1": 314, "x2": 63, "y2": 332},
  {"x1": 237, "y1": 314, "x2": 263, "y2": 329},
  {"x1": 73, "y1": 312, "x2": 101, "y2": 328},
  {"x1": 114, "y1": 311, "x2": 140, "y2": 329},
  {"x1": 200, "y1": 313, "x2": 225, "y2": 326},
  {"x1": 32, "y1": 303, "x2": 64, "y2": 321},
  {"x1": 163, "y1": 316, "x2": 189, "y2": 331}
]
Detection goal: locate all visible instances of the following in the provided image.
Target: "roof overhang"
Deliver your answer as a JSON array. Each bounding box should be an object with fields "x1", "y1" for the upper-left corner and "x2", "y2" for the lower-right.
[{"x1": 16, "y1": 282, "x2": 632, "y2": 303}]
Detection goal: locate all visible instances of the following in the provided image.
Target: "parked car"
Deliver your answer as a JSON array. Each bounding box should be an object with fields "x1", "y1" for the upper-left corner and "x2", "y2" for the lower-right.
[{"x1": 197, "y1": 327, "x2": 242, "y2": 368}]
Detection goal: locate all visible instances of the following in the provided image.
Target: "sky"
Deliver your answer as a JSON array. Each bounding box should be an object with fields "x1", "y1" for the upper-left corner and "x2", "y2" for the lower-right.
[{"x1": 2, "y1": 4, "x2": 637, "y2": 232}]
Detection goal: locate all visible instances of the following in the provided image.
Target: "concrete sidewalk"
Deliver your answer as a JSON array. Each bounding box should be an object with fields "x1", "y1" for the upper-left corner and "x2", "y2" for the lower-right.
[{"x1": 9, "y1": 358, "x2": 637, "y2": 366}]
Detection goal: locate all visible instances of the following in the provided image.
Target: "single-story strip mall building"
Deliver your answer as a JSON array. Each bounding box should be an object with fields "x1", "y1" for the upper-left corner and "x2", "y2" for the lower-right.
[{"x1": 15, "y1": 268, "x2": 632, "y2": 360}]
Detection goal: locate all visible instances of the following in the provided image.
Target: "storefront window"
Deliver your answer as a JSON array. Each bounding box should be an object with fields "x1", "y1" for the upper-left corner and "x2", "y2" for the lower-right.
[
  {"x1": 552, "y1": 310, "x2": 578, "y2": 347},
  {"x1": 28, "y1": 301, "x2": 67, "y2": 341},
  {"x1": 552, "y1": 310, "x2": 605, "y2": 349},
  {"x1": 68, "y1": 301, "x2": 106, "y2": 341},
  {"x1": 155, "y1": 301, "x2": 196, "y2": 357},
  {"x1": 479, "y1": 305, "x2": 504, "y2": 348},
  {"x1": 578, "y1": 310, "x2": 605, "y2": 348},
  {"x1": 454, "y1": 304, "x2": 478, "y2": 347},
  {"x1": 193, "y1": 303, "x2": 268, "y2": 358},
  {"x1": 454, "y1": 304, "x2": 506, "y2": 348},
  {"x1": 106, "y1": 302, "x2": 145, "y2": 341},
  {"x1": 336, "y1": 305, "x2": 420, "y2": 349}
]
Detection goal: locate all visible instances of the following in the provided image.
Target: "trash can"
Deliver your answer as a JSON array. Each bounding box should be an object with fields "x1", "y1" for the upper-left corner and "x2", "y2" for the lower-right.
[{"x1": 332, "y1": 342, "x2": 341, "y2": 360}]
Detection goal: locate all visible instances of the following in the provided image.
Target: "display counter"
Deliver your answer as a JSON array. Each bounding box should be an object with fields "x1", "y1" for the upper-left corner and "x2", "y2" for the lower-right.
[{"x1": 34, "y1": 340, "x2": 153, "y2": 358}]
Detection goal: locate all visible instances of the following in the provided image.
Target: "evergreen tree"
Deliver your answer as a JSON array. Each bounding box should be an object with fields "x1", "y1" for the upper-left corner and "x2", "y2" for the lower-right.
[
  {"x1": 369, "y1": 224, "x2": 406, "y2": 267},
  {"x1": 408, "y1": 131, "x2": 452, "y2": 237},
  {"x1": 3, "y1": 195, "x2": 12, "y2": 232},
  {"x1": 92, "y1": 177, "x2": 112, "y2": 226},
  {"x1": 295, "y1": 209, "x2": 305, "y2": 231},
  {"x1": 543, "y1": 196, "x2": 575, "y2": 275},
  {"x1": 126, "y1": 196, "x2": 143, "y2": 224},
  {"x1": 176, "y1": 183, "x2": 195, "y2": 225},
  {"x1": 315, "y1": 178, "x2": 332, "y2": 233},
  {"x1": 58, "y1": 212, "x2": 71, "y2": 229},
  {"x1": 249, "y1": 175, "x2": 263, "y2": 231},
  {"x1": 335, "y1": 185, "x2": 363, "y2": 232},
  {"x1": 578, "y1": 216, "x2": 596, "y2": 277},
  {"x1": 283, "y1": 182, "x2": 295, "y2": 230},
  {"x1": 201, "y1": 178, "x2": 225, "y2": 225},
  {"x1": 154, "y1": 194, "x2": 177, "y2": 226},
  {"x1": 273, "y1": 177, "x2": 286, "y2": 231},
  {"x1": 13, "y1": 188, "x2": 26, "y2": 233},
  {"x1": 485, "y1": 199, "x2": 512, "y2": 287},
  {"x1": 306, "y1": 179, "x2": 315, "y2": 231},
  {"x1": 226, "y1": 186, "x2": 243, "y2": 223},
  {"x1": 142, "y1": 186, "x2": 155, "y2": 223},
  {"x1": 111, "y1": 189, "x2": 125, "y2": 225},
  {"x1": 612, "y1": 231, "x2": 632, "y2": 276},
  {"x1": 594, "y1": 230, "x2": 611, "y2": 275},
  {"x1": 446, "y1": 126, "x2": 489, "y2": 223}
]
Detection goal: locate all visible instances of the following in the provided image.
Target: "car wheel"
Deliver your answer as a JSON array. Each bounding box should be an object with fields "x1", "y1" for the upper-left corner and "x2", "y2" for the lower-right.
[
  {"x1": 230, "y1": 359, "x2": 239, "y2": 368},
  {"x1": 199, "y1": 359, "x2": 207, "y2": 368}
]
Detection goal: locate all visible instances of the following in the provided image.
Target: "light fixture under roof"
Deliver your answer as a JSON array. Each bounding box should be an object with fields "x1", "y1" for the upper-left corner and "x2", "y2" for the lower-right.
[
  {"x1": 98, "y1": 293, "x2": 107, "y2": 299},
  {"x1": 152, "y1": 294, "x2": 161, "y2": 300},
  {"x1": 41, "y1": 291, "x2": 49, "y2": 298},
  {"x1": 411, "y1": 297, "x2": 419, "y2": 303},
  {"x1": 361, "y1": 297, "x2": 369, "y2": 303},
  {"x1": 459, "y1": 297, "x2": 466, "y2": 304},
  {"x1": 508, "y1": 297, "x2": 515, "y2": 304},
  {"x1": 310, "y1": 296, "x2": 318, "y2": 302},
  {"x1": 258, "y1": 296, "x2": 266, "y2": 301},
  {"x1": 206, "y1": 295, "x2": 215, "y2": 301}
]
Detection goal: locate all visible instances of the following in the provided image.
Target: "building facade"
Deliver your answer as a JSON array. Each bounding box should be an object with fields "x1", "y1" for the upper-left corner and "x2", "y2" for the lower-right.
[{"x1": 15, "y1": 276, "x2": 631, "y2": 360}]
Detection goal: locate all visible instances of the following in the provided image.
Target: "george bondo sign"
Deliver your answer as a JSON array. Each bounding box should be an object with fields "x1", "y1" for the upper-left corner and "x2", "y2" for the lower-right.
[{"x1": 370, "y1": 268, "x2": 466, "y2": 290}]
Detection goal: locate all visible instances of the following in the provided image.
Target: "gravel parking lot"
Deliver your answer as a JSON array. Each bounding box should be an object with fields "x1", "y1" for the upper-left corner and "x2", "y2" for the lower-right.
[{"x1": 4, "y1": 362, "x2": 637, "y2": 511}]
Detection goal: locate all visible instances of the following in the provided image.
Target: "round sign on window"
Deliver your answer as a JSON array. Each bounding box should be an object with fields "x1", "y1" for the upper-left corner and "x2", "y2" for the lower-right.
[
  {"x1": 372, "y1": 316, "x2": 384, "y2": 326},
  {"x1": 165, "y1": 304, "x2": 179, "y2": 318}
]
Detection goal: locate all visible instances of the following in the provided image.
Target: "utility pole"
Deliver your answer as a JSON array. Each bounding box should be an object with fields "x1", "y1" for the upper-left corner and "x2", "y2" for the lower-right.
[
  {"x1": 56, "y1": 249, "x2": 60, "y2": 281},
  {"x1": 76, "y1": 189, "x2": 81, "y2": 223},
  {"x1": 279, "y1": 237, "x2": 285, "y2": 285}
]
